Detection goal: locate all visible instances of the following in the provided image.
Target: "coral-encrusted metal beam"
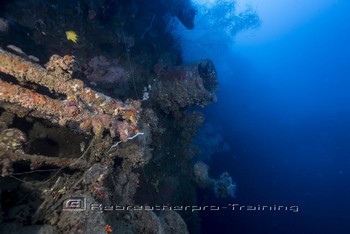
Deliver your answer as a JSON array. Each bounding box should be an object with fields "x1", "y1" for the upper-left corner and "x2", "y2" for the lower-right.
[
  {"x1": 0, "y1": 128, "x2": 88, "y2": 176},
  {"x1": 0, "y1": 79, "x2": 62, "y2": 116},
  {"x1": 0, "y1": 49, "x2": 140, "y2": 141}
]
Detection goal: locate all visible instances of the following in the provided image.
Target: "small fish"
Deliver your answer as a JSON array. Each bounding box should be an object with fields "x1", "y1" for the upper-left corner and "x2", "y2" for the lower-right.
[{"x1": 65, "y1": 30, "x2": 78, "y2": 43}]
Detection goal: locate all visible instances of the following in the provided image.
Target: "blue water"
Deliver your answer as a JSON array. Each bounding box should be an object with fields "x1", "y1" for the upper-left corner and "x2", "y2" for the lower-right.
[{"x1": 189, "y1": 1, "x2": 350, "y2": 233}]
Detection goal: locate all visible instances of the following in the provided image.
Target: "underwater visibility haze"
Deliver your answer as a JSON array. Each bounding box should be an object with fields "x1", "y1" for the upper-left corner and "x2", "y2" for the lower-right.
[
  {"x1": 0, "y1": 0, "x2": 350, "y2": 233},
  {"x1": 188, "y1": 0, "x2": 350, "y2": 233}
]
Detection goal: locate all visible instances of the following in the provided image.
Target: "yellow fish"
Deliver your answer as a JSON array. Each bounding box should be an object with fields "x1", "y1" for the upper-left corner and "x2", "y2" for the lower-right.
[{"x1": 65, "y1": 31, "x2": 78, "y2": 43}]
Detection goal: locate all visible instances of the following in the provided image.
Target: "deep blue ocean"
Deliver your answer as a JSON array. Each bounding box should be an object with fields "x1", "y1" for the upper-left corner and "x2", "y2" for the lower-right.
[{"x1": 187, "y1": 1, "x2": 350, "y2": 233}]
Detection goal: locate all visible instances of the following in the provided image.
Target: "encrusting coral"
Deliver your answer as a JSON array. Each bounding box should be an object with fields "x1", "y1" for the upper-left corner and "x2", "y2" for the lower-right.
[
  {"x1": 0, "y1": 47, "x2": 144, "y2": 179},
  {"x1": 0, "y1": 48, "x2": 141, "y2": 140},
  {"x1": 0, "y1": 0, "x2": 221, "y2": 232},
  {"x1": 152, "y1": 59, "x2": 218, "y2": 116}
]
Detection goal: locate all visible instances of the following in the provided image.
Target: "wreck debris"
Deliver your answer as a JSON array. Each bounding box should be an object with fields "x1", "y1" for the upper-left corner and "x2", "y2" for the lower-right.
[
  {"x1": 0, "y1": 128, "x2": 88, "y2": 177},
  {"x1": 0, "y1": 49, "x2": 141, "y2": 141},
  {"x1": 83, "y1": 162, "x2": 114, "y2": 204},
  {"x1": 0, "y1": 149, "x2": 87, "y2": 177},
  {"x1": 0, "y1": 0, "x2": 219, "y2": 233},
  {"x1": 153, "y1": 59, "x2": 218, "y2": 115}
]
